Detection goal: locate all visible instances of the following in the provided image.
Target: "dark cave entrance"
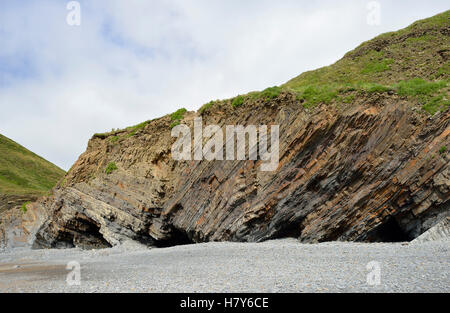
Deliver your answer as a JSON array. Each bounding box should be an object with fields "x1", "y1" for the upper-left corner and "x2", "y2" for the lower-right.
[
  {"x1": 72, "y1": 218, "x2": 112, "y2": 249},
  {"x1": 154, "y1": 227, "x2": 194, "y2": 248},
  {"x1": 270, "y1": 222, "x2": 302, "y2": 240},
  {"x1": 54, "y1": 214, "x2": 112, "y2": 249},
  {"x1": 366, "y1": 217, "x2": 412, "y2": 242}
]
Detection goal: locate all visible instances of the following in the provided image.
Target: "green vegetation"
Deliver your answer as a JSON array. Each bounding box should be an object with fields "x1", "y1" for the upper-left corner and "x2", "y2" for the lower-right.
[
  {"x1": 245, "y1": 86, "x2": 283, "y2": 102},
  {"x1": 406, "y1": 34, "x2": 434, "y2": 43},
  {"x1": 232, "y1": 95, "x2": 245, "y2": 108},
  {"x1": 20, "y1": 202, "x2": 30, "y2": 213},
  {"x1": 199, "y1": 101, "x2": 216, "y2": 114},
  {"x1": 286, "y1": 77, "x2": 447, "y2": 112},
  {"x1": 283, "y1": 11, "x2": 450, "y2": 108},
  {"x1": 361, "y1": 58, "x2": 394, "y2": 74},
  {"x1": 295, "y1": 85, "x2": 338, "y2": 108},
  {"x1": 435, "y1": 62, "x2": 450, "y2": 78},
  {"x1": 0, "y1": 134, "x2": 65, "y2": 196},
  {"x1": 95, "y1": 11, "x2": 450, "y2": 139},
  {"x1": 170, "y1": 120, "x2": 181, "y2": 129},
  {"x1": 105, "y1": 162, "x2": 118, "y2": 174},
  {"x1": 341, "y1": 94, "x2": 355, "y2": 104},
  {"x1": 110, "y1": 136, "x2": 119, "y2": 143},
  {"x1": 393, "y1": 78, "x2": 448, "y2": 114},
  {"x1": 333, "y1": 12, "x2": 450, "y2": 115},
  {"x1": 94, "y1": 120, "x2": 154, "y2": 140},
  {"x1": 363, "y1": 83, "x2": 394, "y2": 94},
  {"x1": 396, "y1": 78, "x2": 446, "y2": 97},
  {"x1": 175, "y1": 13, "x2": 450, "y2": 115},
  {"x1": 170, "y1": 108, "x2": 187, "y2": 121},
  {"x1": 439, "y1": 146, "x2": 447, "y2": 155},
  {"x1": 169, "y1": 108, "x2": 187, "y2": 128},
  {"x1": 257, "y1": 86, "x2": 282, "y2": 100},
  {"x1": 127, "y1": 121, "x2": 151, "y2": 137},
  {"x1": 422, "y1": 95, "x2": 450, "y2": 115}
]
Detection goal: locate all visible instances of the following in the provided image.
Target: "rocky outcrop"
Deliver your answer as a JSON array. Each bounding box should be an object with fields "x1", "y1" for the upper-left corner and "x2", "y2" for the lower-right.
[
  {"x1": 27, "y1": 92, "x2": 449, "y2": 249},
  {"x1": 0, "y1": 195, "x2": 37, "y2": 215},
  {"x1": 3, "y1": 12, "x2": 449, "y2": 250},
  {"x1": 411, "y1": 217, "x2": 450, "y2": 243},
  {"x1": 0, "y1": 201, "x2": 48, "y2": 250}
]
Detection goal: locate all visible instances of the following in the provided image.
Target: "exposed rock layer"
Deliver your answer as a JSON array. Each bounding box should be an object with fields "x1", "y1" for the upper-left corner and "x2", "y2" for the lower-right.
[
  {"x1": 30, "y1": 93, "x2": 449, "y2": 249},
  {"x1": 3, "y1": 12, "x2": 449, "y2": 250},
  {"x1": 0, "y1": 195, "x2": 37, "y2": 215}
]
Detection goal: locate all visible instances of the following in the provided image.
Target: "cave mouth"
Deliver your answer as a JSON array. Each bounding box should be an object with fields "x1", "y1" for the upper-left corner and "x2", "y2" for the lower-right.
[
  {"x1": 55, "y1": 215, "x2": 112, "y2": 250},
  {"x1": 368, "y1": 217, "x2": 412, "y2": 243},
  {"x1": 154, "y1": 227, "x2": 194, "y2": 248},
  {"x1": 73, "y1": 219, "x2": 112, "y2": 249},
  {"x1": 271, "y1": 222, "x2": 302, "y2": 240}
]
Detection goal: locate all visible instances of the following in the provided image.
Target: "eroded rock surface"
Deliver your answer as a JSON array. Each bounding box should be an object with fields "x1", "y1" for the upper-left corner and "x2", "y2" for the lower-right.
[
  {"x1": 411, "y1": 217, "x2": 450, "y2": 243},
  {"x1": 2, "y1": 12, "x2": 449, "y2": 250},
  {"x1": 28, "y1": 94, "x2": 449, "y2": 249}
]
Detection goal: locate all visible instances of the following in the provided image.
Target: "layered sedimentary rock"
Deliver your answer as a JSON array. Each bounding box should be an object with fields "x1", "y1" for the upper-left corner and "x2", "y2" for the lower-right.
[
  {"x1": 29, "y1": 92, "x2": 449, "y2": 249},
  {"x1": 0, "y1": 195, "x2": 37, "y2": 214},
  {"x1": 2, "y1": 11, "x2": 449, "y2": 250}
]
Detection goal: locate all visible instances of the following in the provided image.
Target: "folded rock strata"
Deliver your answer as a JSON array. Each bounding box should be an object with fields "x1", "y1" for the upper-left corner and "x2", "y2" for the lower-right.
[
  {"x1": 28, "y1": 94, "x2": 449, "y2": 249},
  {"x1": 2, "y1": 12, "x2": 449, "y2": 250}
]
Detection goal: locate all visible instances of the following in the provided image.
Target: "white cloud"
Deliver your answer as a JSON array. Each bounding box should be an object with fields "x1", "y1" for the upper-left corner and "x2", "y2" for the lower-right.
[{"x1": 0, "y1": 0, "x2": 448, "y2": 170}]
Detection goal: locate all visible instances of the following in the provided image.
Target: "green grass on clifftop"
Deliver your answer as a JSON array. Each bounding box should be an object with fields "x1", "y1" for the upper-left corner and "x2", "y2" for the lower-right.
[
  {"x1": 95, "y1": 11, "x2": 450, "y2": 134},
  {"x1": 170, "y1": 108, "x2": 188, "y2": 128},
  {"x1": 0, "y1": 134, "x2": 65, "y2": 196},
  {"x1": 193, "y1": 11, "x2": 449, "y2": 114},
  {"x1": 280, "y1": 11, "x2": 450, "y2": 113}
]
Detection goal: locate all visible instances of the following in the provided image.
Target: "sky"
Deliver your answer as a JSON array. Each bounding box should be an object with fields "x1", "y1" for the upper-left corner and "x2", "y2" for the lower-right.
[{"x1": 0, "y1": 0, "x2": 448, "y2": 171}]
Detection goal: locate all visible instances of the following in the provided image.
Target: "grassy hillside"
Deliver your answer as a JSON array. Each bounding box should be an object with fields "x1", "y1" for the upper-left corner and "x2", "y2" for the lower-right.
[
  {"x1": 281, "y1": 10, "x2": 449, "y2": 112},
  {"x1": 0, "y1": 134, "x2": 65, "y2": 197},
  {"x1": 196, "y1": 10, "x2": 449, "y2": 115},
  {"x1": 286, "y1": 11, "x2": 449, "y2": 87},
  {"x1": 94, "y1": 11, "x2": 449, "y2": 139}
]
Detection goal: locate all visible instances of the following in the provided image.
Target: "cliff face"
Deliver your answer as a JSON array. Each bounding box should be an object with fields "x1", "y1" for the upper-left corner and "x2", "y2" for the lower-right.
[
  {"x1": 3, "y1": 12, "x2": 449, "y2": 250},
  {"x1": 30, "y1": 92, "x2": 449, "y2": 249}
]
